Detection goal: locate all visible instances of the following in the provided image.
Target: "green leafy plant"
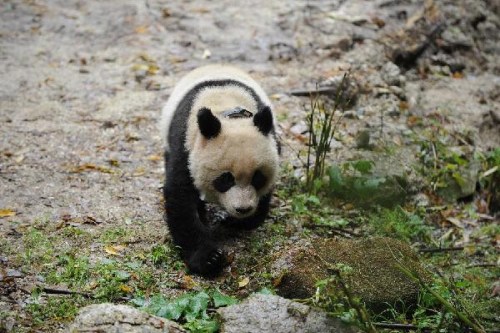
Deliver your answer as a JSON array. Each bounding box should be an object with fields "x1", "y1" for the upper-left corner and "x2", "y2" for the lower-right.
[
  {"x1": 139, "y1": 290, "x2": 237, "y2": 333},
  {"x1": 310, "y1": 263, "x2": 377, "y2": 333},
  {"x1": 304, "y1": 75, "x2": 349, "y2": 193}
]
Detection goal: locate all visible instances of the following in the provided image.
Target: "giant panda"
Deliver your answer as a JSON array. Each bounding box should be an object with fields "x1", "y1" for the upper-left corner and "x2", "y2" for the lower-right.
[{"x1": 161, "y1": 65, "x2": 280, "y2": 276}]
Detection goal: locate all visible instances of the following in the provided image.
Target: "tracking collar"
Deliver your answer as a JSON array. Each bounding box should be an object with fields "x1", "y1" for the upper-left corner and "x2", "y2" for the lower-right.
[{"x1": 221, "y1": 107, "x2": 253, "y2": 119}]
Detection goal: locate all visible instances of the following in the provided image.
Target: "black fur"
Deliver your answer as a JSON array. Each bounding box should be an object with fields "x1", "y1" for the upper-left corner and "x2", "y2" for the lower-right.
[
  {"x1": 197, "y1": 107, "x2": 221, "y2": 139},
  {"x1": 251, "y1": 170, "x2": 267, "y2": 191},
  {"x1": 213, "y1": 172, "x2": 235, "y2": 193},
  {"x1": 253, "y1": 106, "x2": 273, "y2": 135},
  {"x1": 164, "y1": 79, "x2": 275, "y2": 276}
]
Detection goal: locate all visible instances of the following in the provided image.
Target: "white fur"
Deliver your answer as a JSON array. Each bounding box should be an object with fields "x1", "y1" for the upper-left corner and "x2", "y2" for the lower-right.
[{"x1": 161, "y1": 65, "x2": 273, "y2": 152}]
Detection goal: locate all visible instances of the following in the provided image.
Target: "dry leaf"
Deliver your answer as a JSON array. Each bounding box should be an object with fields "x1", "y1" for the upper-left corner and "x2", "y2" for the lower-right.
[
  {"x1": 0, "y1": 209, "x2": 16, "y2": 218},
  {"x1": 238, "y1": 276, "x2": 249, "y2": 288},
  {"x1": 181, "y1": 275, "x2": 198, "y2": 290},
  {"x1": 70, "y1": 163, "x2": 114, "y2": 174},
  {"x1": 119, "y1": 284, "x2": 133, "y2": 293},
  {"x1": 147, "y1": 154, "x2": 162, "y2": 161},
  {"x1": 132, "y1": 167, "x2": 145, "y2": 177},
  {"x1": 446, "y1": 217, "x2": 464, "y2": 228},
  {"x1": 104, "y1": 245, "x2": 126, "y2": 256},
  {"x1": 135, "y1": 25, "x2": 148, "y2": 34}
]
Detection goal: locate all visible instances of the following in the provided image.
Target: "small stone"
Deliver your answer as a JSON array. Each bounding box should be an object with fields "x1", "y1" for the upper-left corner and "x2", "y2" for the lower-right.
[
  {"x1": 440, "y1": 27, "x2": 473, "y2": 50},
  {"x1": 355, "y1": 130, "x2": 371, "y2": 149},
  {"x1": 342, "y1": 110, "x2": 357, "y2": 119},
  {"x1": 381, "y1": 61, "x2": 402, "y2": 86},
  {"x1": 386, "y1": 105, "x2": 401, "y2": 117},
  {"x1": 389, "y1": 86, "x2": 406, "y2": 100},
  {"x1": 289, "y1": 121, "x2": 308, "y2": 135}
]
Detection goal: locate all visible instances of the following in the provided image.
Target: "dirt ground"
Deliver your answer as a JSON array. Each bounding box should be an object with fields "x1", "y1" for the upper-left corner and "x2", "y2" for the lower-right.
[{"x1": 1, "y1": 0, "x2": 499, "y2": 330}]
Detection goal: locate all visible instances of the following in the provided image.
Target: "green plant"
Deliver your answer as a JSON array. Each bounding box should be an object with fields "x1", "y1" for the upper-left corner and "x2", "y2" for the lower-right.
[
  {"x1": 47, "y1": 254, "x2": 90, "y2": 287},
  {"x1": 100, "y1": 227, "x2": 129, "y2": 243},
  {"x1": 139, "y1": 290, "x2": 237, "y2": 333},
  {"x1": 26, "y1": 295, "x2": 86, "y2": 326},
  {"x1": 23, "y1": 228, "x2": 54, "y2": 266},
  {"x1": 396, "y1": 263, "x2": 485, "y2": 333},
  {"x1": 304, "y1": 75, "x2": 349, "y2": 193},
  {"x1": 369, "y1": 206, "x2": 432, "y2": 243},
  {"x1": 310, "y1": 263, "x2": 377, "y2": 333}
]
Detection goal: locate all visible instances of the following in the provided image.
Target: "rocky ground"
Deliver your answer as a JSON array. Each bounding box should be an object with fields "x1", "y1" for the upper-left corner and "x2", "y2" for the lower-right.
[{"x1": 1, "y1": 0, "x2": 499, "y2": 331}]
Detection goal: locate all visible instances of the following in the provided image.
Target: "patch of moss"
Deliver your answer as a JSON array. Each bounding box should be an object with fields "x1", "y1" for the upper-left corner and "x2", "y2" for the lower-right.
[{"x1": 315, "y1": 237, "x2": 431, "y2": 311}]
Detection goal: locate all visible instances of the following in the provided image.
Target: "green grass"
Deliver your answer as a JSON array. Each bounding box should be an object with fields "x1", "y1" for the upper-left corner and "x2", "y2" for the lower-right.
[{"x1": 368, "y1": 206, "x2": 433, "y2": 243}]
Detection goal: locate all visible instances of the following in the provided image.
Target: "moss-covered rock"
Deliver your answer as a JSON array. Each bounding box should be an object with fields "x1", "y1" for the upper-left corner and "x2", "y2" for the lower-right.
[{"x1": 271, "y1": 237, "x2": 430, "y2": 311}]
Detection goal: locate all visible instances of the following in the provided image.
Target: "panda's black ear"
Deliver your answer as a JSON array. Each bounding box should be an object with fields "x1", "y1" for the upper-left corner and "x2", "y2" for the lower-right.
[
  {"x1": 198, "y1": 107, "x2": 221, "y2": 139},
  {"x1": 253, "y1": 106, "x2": 273, "y2": 136}
]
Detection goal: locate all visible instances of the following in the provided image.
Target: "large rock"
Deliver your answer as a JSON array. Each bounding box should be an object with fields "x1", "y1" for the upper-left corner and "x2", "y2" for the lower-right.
[
  {"x1": 271, "y1": 237, "x2": 429, "y2": 311},
  {"x1": 328, "y1": 149, "x2": 421, "y2": 208},
  {"x1": 69, "y1": 303, "x2": 186, "y2": 333},
  {"x1": 217, "y1": 294, "x2": 357, "y2": 333}
]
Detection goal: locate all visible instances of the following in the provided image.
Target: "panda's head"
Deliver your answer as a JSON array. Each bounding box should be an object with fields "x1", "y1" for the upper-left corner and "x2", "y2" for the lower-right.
[{"x1": 189, "y1": 106, "x2": 279, "y2": 219}]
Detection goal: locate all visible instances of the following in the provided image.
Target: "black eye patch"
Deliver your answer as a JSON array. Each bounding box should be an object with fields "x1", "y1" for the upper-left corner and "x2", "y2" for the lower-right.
[
  {"x1": 213, "y1": 172, "x2": 235, "y2": 193},
  {"x1": 251, "y1": 170, "x2": 267, "y2": 190}
]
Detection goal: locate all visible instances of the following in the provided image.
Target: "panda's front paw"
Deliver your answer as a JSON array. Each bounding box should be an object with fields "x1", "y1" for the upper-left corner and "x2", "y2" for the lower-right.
[{"x1": 187, "y1": 245, "x2": 226, "y2": 277}]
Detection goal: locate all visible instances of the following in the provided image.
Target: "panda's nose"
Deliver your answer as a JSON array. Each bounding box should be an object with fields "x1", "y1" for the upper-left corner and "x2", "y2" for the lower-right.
[{"x1": 236, "y1": 207, "x2": 252, "y2": 214}]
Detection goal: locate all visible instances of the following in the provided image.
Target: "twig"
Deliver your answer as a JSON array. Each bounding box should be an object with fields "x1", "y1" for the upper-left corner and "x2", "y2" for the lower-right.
[
  {"x1": 418, "y1": 246, "x2": 464, "y2": 253},
  {"x1": 289, "y1": 87, "x2": 342, "y2": 97},
  {"x1": 466, "y1": 263, "x2": 498, "y2": 269},
  {"x1": 373, "y1": 322, "x2": 500, "y2": 333},
  {"x1": 327, "y1": 266, "x2": 378, "y2": 333},
  {"x1": 41, "y1": 287, "x2": 130, "y2": 302},
  {"x1": 373, "y1": 322, "x2": 428, "y2": 331},
  {"x1": 395, "y1": 263, "x2": 486, "y2": 333},
  {"x1": 41, "y1": 287, "x2": 93, "y2": 298}
]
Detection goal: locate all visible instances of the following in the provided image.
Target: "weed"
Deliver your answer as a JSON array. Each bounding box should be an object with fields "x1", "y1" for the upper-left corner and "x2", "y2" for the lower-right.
[
  {"x1": 22, "y1": 228, "x2": 54, "y2": 267},
  {"x1": 26, "y1": 295, "x2": 87, "y2": 327},
  {"x1": 100, "y1": 227, "x2": 129, "y2": 243},
  {"x1": 47, "y1": 254, "x2": 90, "y2": 287},
  {"x1": 310, "y1": 263, "x2": 376, "y2": 332},
  {"x1": 304, "y1": 75, "x2": 349, "y2": 193},
  {"x1": 368, "y1": 206, "x2": 432, "y2": 243}
]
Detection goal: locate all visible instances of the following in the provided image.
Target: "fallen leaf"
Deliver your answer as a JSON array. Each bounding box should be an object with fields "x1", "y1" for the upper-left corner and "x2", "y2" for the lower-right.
[
  {"x1": 132, "y1": 167, "x2": 145, "y2": 177},
  {"x1": 119, "y1": 284, "x2": 133, "y2": 293},
  {"x1": 481, "y1": 166, "x2": 498, "y2": 179},
  {"x1": 105, "y1": 245, "x2": 126, "y2": 256},
  {"x1": 202, "y1": 49, "x2": 211, "y2": 59},
  {"x1": 107, "y1": 159, "x2": 120, "y2": 167},
  {"x1": 181, "y1": 275, "x2": 198, "y2": 290},
  {"x1": 147, "y1": 154, "x2": 162, "y2": 161},
  {"x1": 238, "y1": 276, "x2": 249, "y2": 288},
  {"x1": 135, "y1": 25, "x2": 148, "y2": 34},
  {"x1": 0, "y1": 209, "x2": 16, "y2": 218},
  {"x1": 69, "y1": 163, "x2": 114, "y2": 174},
  {"x1": 446, "y1": 217, "x2": 464, "y2": 228}
]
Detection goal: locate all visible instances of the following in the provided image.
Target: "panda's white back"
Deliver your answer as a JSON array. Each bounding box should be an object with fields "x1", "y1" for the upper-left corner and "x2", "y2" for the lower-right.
[{"x1": 161, "y1": 65, "x2": 272, "y2": 151}]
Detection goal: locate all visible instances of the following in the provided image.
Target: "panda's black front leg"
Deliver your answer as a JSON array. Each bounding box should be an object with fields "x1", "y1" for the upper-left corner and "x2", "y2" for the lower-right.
[
  {"x1": 164, "y1": 170, "x2": 226, "y2": 276},
  {"x1": 224, "y1": 193, "x2": 272, "y2": 230}
]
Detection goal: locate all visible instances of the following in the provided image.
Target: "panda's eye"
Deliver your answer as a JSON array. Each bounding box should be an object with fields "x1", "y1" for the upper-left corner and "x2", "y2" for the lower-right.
[
  {"x1": 213, "y1": 172, "x2": 235, "y2": 193},
  {"x1": 251, "y1": 170, "x2": 267, "y2": 190}
]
